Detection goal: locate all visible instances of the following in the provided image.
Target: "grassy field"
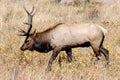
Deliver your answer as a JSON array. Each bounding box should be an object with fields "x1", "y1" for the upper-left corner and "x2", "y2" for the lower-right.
[{"x1": 0, "y1": 0, "x2": 120, "y2": 80}]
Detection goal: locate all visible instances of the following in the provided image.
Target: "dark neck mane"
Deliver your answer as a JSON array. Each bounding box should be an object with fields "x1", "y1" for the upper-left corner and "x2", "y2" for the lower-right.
[{"x1": 41, "y1": 23, "x2": 63, "y2": 33}]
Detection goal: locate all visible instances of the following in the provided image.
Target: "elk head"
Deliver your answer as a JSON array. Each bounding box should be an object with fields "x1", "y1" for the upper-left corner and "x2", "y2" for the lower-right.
[{"x1": 19, "y1": 6, "x2": 36, "y2": 51}]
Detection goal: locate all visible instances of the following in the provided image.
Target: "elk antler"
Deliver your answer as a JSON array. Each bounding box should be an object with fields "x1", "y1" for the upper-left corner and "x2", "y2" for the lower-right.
[
  {"x1": 19, "y1": 6, "x2": 36, "y2": 37},
  {"x1": 18, "y1": 29, "x2": 27, "y2": 36}
]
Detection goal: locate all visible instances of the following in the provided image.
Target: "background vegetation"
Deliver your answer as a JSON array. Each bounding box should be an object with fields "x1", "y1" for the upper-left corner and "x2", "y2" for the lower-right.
[{"x1": 0, "y1": 0, "x2": 120, "y2": 80}]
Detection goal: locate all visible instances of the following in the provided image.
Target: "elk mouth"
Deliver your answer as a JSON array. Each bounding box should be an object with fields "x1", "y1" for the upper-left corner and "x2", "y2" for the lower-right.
[
  {"x1": 21, "y1": 48, "x2": 34, "y2": 52},
  {"x1": 20, "y1": 46, "x2": 34, "y2": 51},
  {"x1": 20, "y1": 47, "x2": 26, "y2": 51},
  {"x1": 29, "y1": 48, "x2": 34, "y2": 51}
]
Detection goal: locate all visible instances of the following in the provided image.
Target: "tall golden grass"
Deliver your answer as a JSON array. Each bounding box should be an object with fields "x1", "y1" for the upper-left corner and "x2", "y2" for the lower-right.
[{"x1": 0, "y1": 0, "x2": 120, "y2": 80}]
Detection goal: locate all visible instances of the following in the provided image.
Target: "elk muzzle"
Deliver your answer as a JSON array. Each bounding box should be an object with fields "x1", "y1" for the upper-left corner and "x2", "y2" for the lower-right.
[{"x1": 20, "y1": 44, "x2": 26, "y2": 51}]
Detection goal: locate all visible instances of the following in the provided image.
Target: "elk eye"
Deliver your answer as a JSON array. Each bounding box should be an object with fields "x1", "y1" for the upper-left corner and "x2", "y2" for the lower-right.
[{"x1": 25, "y1": 40, "x2": 29, "y2": 43}]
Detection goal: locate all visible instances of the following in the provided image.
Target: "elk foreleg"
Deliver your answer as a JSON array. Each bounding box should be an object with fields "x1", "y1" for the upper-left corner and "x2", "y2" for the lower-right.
[{"x1": 47, "y1": 48, "x2": 61, "y2": 71}]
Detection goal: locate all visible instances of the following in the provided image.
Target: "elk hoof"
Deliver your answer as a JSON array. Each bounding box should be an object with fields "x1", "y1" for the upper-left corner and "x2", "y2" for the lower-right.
[
  {"x1": 45, "y1": 67, "x2": 51, "y2": 72},
  {"x1": 68, "y1": 58, "x2": 72, "y2": 62},
  {"x1": 105, "y1": 61, "x2": 109, "y2": 68}
]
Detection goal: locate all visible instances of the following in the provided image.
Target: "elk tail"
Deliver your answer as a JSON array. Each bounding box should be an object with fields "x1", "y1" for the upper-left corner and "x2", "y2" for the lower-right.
[{"x1": 98, "y1": 25, "x2": 108, "y2": 36}]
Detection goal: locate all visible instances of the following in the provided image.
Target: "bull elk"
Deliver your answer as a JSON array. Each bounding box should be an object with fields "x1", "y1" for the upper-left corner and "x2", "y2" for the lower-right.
[{"x1": 19, "y1": 6, "x2": 109, "y2": 71}]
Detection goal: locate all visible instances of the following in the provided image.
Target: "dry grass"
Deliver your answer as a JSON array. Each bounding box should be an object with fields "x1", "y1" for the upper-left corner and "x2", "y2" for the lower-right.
[{"x1": 0, "y1": 0, "x2": 120, "y2": 80}]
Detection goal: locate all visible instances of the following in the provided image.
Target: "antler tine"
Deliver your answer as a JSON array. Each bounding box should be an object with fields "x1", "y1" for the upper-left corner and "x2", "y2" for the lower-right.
[
  {"x1": 23, "y1": 22, "x2": 30, "y2": 25},
  {"x1": 19, "y1": 34, "x2": 27, "y2": 36},
  {"x1": 24, "y1": 5, "x2": 36, "y2": 16},
  {"x1": 24, "y1": 6, "x2": 30, "y2": 16},
  {"x1": 22, "y1": 6, "x2": 36, "y2": 37},
  {"x1": 18, "y1": 33, "x2": 27, "y2": 36},
  {"x1": 30, "y1": 5, "x2": 37, "y2": 16},
  {"x1": 18, "y1": 28, "x2": 27, "y2": 36},
  {"x1": 32, "y1": 8, "x2": 37, "y2": 16},
  {"x1": 18, "y1": 29, "x2": 27, "y2": 33},
  {"x1": 32, "y1": 6, "x2": 37, "y2": 16},
  {"x1": 30, "y1": 6, "x2": 35, "y2": 14}
]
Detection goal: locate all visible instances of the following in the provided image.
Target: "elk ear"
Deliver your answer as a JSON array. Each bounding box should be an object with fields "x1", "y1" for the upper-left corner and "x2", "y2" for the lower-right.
[{"x1": 33, "y1": 29, "x2": 36, "y2": 37}]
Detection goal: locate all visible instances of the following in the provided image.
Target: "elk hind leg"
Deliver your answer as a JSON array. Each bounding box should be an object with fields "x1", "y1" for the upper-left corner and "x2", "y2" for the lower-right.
[
  {"x1": 100, "y1": 46, "x2": 109, "y2": 65},
  {"x1": 91, "y1": 44, "x2": 101, "y2": 61},
  {"x1": 65, "y1": 48, "x2": 72, "y2": 62}
]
